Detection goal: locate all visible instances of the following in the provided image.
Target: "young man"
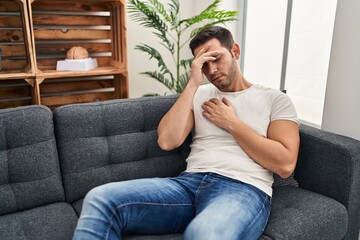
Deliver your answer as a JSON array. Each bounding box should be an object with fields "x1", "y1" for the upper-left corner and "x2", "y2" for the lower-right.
[{"x1": 73, "y1": 26, "x2": 300, "y2": 240}]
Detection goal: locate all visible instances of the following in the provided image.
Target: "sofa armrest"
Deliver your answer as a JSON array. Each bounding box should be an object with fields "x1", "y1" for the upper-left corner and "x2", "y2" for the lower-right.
[{"x1": 295, "y1": 124, "x2": 360, "y2": 240}]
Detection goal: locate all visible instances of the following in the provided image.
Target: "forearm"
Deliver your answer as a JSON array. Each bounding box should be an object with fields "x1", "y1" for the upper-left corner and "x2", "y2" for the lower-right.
[
  {"x1": 157, "y1": 81, "x2": 198, "y2": 151},
  {"x1": 227, "y1": 119, "x2": 299, "y2": 178}
]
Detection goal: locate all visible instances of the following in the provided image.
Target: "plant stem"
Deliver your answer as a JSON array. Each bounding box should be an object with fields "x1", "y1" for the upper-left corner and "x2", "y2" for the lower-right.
[{"x1": 175, "y1": 20, "x2": 182, "y2": 93}]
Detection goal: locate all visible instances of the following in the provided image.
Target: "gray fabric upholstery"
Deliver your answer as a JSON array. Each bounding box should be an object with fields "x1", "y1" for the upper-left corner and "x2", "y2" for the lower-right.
[
  {"x1": 272, "y1": 172, "x2": 298, "y2": 187},
  {"x1": 0, "y1": 202, "x2": 78, "y2": 240},
  {"x1": 261, "y1": 186, "x2": 348, "y2": 240},
  {"x1": 296, "y1": 124, "x2": 360, "y2": 240},
  {"x1": 53, "y1": 96, "x2": 190, "y2": 204},
  {"x1": 0, "y1": 106, "x2": 64, "y2": 215}
]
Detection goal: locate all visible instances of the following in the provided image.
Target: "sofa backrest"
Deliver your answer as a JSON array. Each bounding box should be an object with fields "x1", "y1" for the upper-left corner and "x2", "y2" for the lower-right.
[
  {"x1": 0, "y1": 105, "x2": 65, "y2": 216},
  {"x1": 53, "y1": 95, "x2": 190, "y2": 205}
]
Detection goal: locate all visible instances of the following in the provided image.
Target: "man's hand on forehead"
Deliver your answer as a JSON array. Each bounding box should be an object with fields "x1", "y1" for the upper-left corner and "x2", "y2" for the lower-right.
[{"x1": 195, "y1": 44, "x2": 223, "y2": 62}]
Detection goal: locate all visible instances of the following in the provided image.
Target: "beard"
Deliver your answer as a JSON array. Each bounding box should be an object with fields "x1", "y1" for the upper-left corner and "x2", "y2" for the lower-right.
[{"x1": 210, "y1": 59, "x2": 238, "y2": 91}]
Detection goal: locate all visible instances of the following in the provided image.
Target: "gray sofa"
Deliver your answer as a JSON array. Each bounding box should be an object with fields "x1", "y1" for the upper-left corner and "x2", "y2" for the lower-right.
[{"x1": 0, "y1": 95, "x2": 359, "y2": 240}]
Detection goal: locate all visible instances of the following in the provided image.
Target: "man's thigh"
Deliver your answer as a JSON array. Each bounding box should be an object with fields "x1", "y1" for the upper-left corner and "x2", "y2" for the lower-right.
[
  {"x1": 77, "y1": 177, "x2": 196, "y2": 238},
  {"x1": 184, "y1": 174, "x2": 271, "y2": 240}
]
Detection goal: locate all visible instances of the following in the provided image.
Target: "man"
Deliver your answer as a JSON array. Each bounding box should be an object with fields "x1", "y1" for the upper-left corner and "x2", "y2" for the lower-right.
[{"x1": 73, "y1": 26, "x2": 299, "y2": 240}]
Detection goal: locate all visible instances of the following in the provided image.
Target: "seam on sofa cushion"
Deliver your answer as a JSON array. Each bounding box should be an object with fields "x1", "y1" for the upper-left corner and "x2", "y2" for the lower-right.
[
  {"x1": 9, "y1": 180, "x2": 19, "y2": 214},
  {"x1": 9, "y1": 172, "x2": 59, "y2": 185},
  {"x1": 3, "y1": 138, "x2": 55, "y2": 151}
]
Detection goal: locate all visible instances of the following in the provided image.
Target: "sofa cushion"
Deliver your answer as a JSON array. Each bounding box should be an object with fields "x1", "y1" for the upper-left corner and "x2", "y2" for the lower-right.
[
  {"x1": 272, "y1": 172, "x2": 298, "y2": 187},
  {"x1": 261, "y1": 186, "x2": 348, "y2": 240},
  {"x1": 0, "y1": 106, "x2": 64, "y2": 216},
  {"x1": 54, "y1": 96, "x2": 189, "y2": 204},
  {"x1": 0, "y1": 202, "x2": 78, "y2": 240}
]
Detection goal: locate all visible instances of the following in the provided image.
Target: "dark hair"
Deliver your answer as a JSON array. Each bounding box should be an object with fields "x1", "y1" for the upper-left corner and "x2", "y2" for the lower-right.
[{"x1": 189, "y1": 26, "x2": 235, "y2": 55}]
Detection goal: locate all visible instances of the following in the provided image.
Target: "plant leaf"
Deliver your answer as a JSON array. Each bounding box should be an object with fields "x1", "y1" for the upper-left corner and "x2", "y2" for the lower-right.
[
  {"x1": 180, "y1": 58, "x2": 193, "y2": 70},
  {"x1": 148, "y1": 0, "x2": 172, "y2": 24},
  {"x1": 181, "y1": 10, "x2": 238, "y2": 29},
  {"x1": 168, "y1": 0, "x2": 180, "y2": 27},
  {"x1": 128, "y1": 0, "x2": 174, "y2": 53},
  {"x1": 199, "y1": 0, "x2": 221, "y2": 14},
  {"x1": 135, "y1": 44, "x2": 174, "y2": 80},
  {"x1": 141, "y1": 71, "x2": 175, "y2": 92}
]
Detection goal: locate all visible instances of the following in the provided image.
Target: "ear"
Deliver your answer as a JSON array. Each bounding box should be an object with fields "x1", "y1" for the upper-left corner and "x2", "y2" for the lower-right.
[{"x1": 231, "y1": 43, "x2": 241, "y2": 60}]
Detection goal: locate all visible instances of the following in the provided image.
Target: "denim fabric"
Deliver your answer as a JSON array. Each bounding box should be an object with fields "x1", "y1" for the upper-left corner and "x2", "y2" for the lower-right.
[{"x1": 73, "y1": 172, "x2": 271, "y2": 240}]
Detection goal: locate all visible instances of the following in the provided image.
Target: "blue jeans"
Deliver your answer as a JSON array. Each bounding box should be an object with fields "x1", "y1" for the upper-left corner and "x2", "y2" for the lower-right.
[{"x1": 73, "y1": 172, "x2": 271, "y2": 240}]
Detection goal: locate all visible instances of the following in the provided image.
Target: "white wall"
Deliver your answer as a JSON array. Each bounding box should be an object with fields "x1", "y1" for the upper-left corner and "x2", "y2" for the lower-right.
[{"x1": 321, "y1": 0, "x2": 360, "y2": 141}]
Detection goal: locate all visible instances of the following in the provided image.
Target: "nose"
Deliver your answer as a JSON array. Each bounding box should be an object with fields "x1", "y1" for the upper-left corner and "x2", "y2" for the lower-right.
[{"x1": 207, "y1": 61, "x2": 217, "y2": 75}]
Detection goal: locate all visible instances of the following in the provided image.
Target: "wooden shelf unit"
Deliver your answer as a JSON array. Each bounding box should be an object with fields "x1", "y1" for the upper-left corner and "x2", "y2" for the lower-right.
[
  {"x1": 0, "y1": 0, "x2": 36, "y2": 109},
  {"x1": 0, "y1": 0, "x2": 128, "y2": 109}
]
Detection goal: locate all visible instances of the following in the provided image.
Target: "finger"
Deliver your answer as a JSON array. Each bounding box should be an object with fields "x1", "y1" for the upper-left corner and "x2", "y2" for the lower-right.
[
  {"x1": 209, "y1": 98, "x2": 222, "y2": 105},
  {"x1": 203, "y1": 99, "x2": 217, "y2": 108},
  {"x1": 222, "y1": 97, "x2": 232, "y2": 107},
  {"x1": 195, "y1": 44, "x2": 211, "y2": 57},
  {"x1": 201, "y1": 103, "x2": 213, "y2": 112},
  {"x1": 202, "y1": 55, "x2": 217, "y2": 63},
  {"x1": 202, "y1": 111, "x2": 212, "y2": 120}
]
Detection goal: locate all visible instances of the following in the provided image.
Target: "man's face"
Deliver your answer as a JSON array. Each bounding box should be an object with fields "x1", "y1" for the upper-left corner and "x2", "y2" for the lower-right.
[{"x1": 193, "y1": 38, "x2": 239, "y2": 91}]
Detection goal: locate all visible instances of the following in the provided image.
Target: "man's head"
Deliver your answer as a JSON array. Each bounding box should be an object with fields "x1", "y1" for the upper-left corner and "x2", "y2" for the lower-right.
[
  {"x1": 189, "y1": 26, "x2": 235, "y2": 56},
  {"x1": 189, "y1": 26, "x2": 243, "y2": 92}
]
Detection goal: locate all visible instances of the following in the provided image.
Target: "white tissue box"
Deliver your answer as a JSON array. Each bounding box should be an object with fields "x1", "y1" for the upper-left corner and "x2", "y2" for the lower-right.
[{"x1": 56, "y1": 58, "x2": 98, "y2": 71}]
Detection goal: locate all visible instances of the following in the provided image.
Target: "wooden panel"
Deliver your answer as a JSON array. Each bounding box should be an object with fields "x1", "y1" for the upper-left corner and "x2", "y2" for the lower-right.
[
  {"x1": 31, "y1": 1, "x2": 110, "y2": 12},
  {"x1": 0, "y1": 99, "x2": 31, "y2": 109},
  {"x1": 0, "y1": 2, "x2": 20, "y2": 12},
  {"x1": 0, "y1": 16, "x2": 22, "y2": 27},
  {"x1": 35, "y1": 43, "x2": 111, "y2": 56},
  {"x1": 41, "y1": 92, "x2": 114, "y2": 107},
  {"x1": 0, "y1": 45, "x2": 26, "y2": 57},
  {"x1": 0, "y1": 30, "x2": 24, "y2": 42},
  {"x1": 0, "y1": 85, "x2": 30, "y2": 99},
  {"x1": 0, "y1": 79, "x2": 32, "y2": 109},
  {"x1": 40, "y1": 79, "x2": 113, "y2": 94},
  {"x1": 32, "y1": 15, "x2": 110, "y2": 26},
  {"x1": 0, "y1": 59, "x2": 28, "y2": 70},
  {"x1": 34, "y1": 29, "x2": 111, "y2": 41}
]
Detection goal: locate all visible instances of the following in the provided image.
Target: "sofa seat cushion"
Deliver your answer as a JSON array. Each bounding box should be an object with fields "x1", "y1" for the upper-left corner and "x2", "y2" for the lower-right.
[
  {"x1": 261, "y1": 186, "x2": 348, "y2": 240},
  {"x1": 0, "y1": 202, "x2": 78, "y2": 240}
]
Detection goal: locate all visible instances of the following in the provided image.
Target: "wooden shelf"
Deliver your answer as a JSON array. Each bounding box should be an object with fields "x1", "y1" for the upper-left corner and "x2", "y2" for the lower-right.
[
  {"x1": 0, "y1": 0, "x2": 128, "y2": 109},
  {"x1": 37, "y1": 66, "x2": 126, "y2": 80}
]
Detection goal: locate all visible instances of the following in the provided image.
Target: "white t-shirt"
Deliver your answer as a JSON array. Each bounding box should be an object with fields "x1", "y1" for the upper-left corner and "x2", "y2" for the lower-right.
[{"x1": 185, "y1": 83, "x2": 299, "y2": 196}]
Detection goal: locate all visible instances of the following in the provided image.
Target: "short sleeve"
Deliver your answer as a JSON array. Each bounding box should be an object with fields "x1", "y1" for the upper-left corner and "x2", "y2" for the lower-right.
[{"x1": 270, "y1": 92, "x2": 299, "y2": 125}]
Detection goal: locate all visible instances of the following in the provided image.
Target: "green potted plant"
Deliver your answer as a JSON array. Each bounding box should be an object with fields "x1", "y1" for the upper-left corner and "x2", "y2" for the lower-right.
[{"x1": 127, "y1": 0, "x2": 238, "y2": 95}]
